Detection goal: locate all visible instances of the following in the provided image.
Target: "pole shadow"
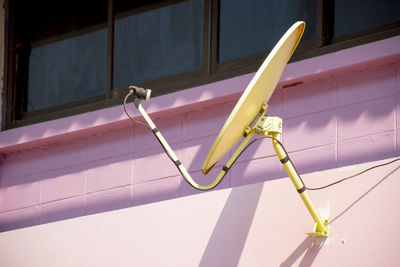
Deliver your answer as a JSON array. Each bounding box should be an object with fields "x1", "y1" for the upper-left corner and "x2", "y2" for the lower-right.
[
  {"x1": 330, "y1": 166, "x2": 400, "y2": 225},
  {"x1": 280, "y1": 236, "x2": 325, "y2": 267}
]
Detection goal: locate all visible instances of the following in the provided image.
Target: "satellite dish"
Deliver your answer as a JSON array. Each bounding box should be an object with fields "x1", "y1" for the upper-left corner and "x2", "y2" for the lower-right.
[
  {"x1": 125, "y1": 21, "x2": 328, "y2": 236},
  {"x1": 201, "y1": 21, "x2": 305, "y2": 175}
]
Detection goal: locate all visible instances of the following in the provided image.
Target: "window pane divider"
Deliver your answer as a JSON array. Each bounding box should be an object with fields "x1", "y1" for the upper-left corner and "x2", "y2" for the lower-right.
[{"x1": 106, "y1": 0, "x2": 114, "y2": 99}]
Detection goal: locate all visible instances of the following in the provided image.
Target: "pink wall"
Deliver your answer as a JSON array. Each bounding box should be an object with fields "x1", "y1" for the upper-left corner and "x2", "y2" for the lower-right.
[
  {"x1": 0, "y1": 36, "x2": 400, "y2": 265},
  {"x1": 0, "y1": 157, "x2": 399, "y2": 267}
]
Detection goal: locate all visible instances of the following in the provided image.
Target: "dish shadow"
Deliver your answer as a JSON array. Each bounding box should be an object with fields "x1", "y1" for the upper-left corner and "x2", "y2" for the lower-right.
[{"x1": 198, "y1": 182, "x2": 264, "y2": 267}]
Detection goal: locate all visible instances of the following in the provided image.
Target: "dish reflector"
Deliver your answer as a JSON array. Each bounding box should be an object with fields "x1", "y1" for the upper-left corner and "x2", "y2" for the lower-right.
[{"x1": 201, "y1": 21, "x2": 305, "y2": 175}]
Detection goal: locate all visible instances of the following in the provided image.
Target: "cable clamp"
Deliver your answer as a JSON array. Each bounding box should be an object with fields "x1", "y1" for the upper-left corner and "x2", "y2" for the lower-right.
[
  {"x1": 222, "y1": 165, "x2": 230, "y2": 172},
  {"x1": 174, "y1": 160, "x2": 182, "y2": 167},
  {"x1": 280, "y1": 155, "x2": 290, "y2": 164},
  {"x1": 297, "y1": 186, "x2": 306, "y2": 194}
]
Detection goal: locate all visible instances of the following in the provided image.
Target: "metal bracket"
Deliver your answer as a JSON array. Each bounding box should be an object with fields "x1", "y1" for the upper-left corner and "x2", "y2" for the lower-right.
[
  {"x1": 255, "y1": 114, "x2": 282, "y2": 135},
  {"x1": 244, "y1": 103, "x2": 271, "y2": 137},
  {"x1": 306, "y1": 219, "x2": 329, "y2": 237}
]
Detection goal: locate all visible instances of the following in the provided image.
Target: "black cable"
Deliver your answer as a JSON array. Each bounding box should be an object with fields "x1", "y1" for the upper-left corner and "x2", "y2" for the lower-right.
[
  {"x1": 306, "y1": 157, "x2": 400, "y2": 190},
  {"x1": 242, "y1": 136, "x2": 400, "y2": 191}
]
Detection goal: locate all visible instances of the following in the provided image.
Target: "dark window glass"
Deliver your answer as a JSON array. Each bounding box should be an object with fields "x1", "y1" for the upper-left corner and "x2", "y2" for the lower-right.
[
  {"x1": 28, "y1": 30, "x2": 107, "y2": 111},
  {"x1": 219, "y1": 0, "x2": 318, "y2": 63},
  {"x1": 15, "y1": 0, "x2": 108, "y2": 112},
  {"x1": 6, "y1": 0, "x2": 400, "y2": 129},
  {"x1": 334, "y1": 0, "x2": 400, "y2": 37},
  {"x1": 113, "y1": 0, "x2": 204, "y2": 88}
]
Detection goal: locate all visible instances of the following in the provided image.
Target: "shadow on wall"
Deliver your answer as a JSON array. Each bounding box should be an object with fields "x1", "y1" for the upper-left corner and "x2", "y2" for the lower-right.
[
  {"x1": 330, "y1": 165, "x2": 400, "y2": 225},
  {"x1": 198, "y1": 182, "x2": 264, "y2": 267},
  {"x1": 0, "y1": 192, "x2": 134, "y2": 232},
  {"x1": 197, "y1": 181, "x2": 326, "y2": 266},
  {"x1": 0, "y1": 149, "x2": 135, "y2": 231},
  {"x1": 280, "y1": 236, "x2": 324, "y2": 267}
]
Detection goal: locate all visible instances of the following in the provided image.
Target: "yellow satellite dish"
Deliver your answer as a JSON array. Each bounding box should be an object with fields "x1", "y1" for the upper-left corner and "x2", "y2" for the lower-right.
[
  {"x1": 126, "y1": 21, "x2": 329, "y2": 236},
  {"x1": 201, "y1": 21, "x2": 305, "y2": 175}
]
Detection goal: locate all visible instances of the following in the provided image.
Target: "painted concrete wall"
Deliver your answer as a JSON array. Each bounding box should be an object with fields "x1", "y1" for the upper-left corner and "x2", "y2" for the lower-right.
[
  {"x1": 0, "y1": 36, "x2": 400, "y2": 266},
  {"x1": 0, "y1": 157, "x2": 399, "y2": 267}
]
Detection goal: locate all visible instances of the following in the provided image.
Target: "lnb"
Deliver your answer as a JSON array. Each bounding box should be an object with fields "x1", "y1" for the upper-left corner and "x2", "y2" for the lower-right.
[{"x1": 129, "y1": 85, "x2": 152, "y2": 102}]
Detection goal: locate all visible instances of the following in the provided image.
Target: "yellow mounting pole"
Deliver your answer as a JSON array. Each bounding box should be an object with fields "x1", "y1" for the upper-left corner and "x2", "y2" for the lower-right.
[
  {"x1": 271, "y1": 132, "x2": 328, "y2": 236},
  {"x1": 134, "y1": 99, "x2": 255, "y2": 191}
]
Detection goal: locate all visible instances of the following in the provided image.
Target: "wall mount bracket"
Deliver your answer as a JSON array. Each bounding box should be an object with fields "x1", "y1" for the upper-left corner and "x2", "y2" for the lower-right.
[{"x1": 253, "y1": 104, "x2": 329, "y2": 237}]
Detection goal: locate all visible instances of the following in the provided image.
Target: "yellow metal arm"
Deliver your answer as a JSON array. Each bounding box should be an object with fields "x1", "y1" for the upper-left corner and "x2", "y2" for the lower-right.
[
  {"x1": 251, "y1": 104, "x2": 328, "y2": 236},
  {"x1": 271, "y1": 133, "x2": 328, "y2": 236},
  {"x1": 134, "y1": 99, "x2": 255, "y2": 191}
]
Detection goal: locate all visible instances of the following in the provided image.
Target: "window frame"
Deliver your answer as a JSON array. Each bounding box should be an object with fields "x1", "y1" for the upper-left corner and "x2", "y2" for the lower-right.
[{"x1": 3, "y1": 0, "x2": 400, "y2": 129}]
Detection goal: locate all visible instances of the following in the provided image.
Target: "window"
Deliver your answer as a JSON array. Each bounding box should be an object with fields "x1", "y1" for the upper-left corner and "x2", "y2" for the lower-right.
[
  {"x1": 28, "y1": 29, "x2": 108, "y2": 111},
  {"x1": 113, "y1": 0, "x2": 204, "y2": 87},
  {"x1": 3, "y1": 0, "x2": 400, "y2": 129},
  {"x1": 334, "y1": 0, "x2": 400, "y2": 37},
  {"x1": 5, "y1": 0, "x2": 109, "y2": 124},
  {"x1": 218, "y1": 0, "x2": 317, "y2": 63}
]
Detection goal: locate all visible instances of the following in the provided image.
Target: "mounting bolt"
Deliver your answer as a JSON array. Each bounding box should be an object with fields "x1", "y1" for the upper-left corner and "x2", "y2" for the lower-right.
[{"x1": 243, "y1": 126, "x2": 251, "y2": 137}]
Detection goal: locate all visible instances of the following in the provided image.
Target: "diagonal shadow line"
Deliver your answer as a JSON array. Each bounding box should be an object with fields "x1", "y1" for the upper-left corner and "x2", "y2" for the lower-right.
[
  {"x1": 280, "y1": 236, "x2": 325, "y2": 267},
  {"x1": 279, "y1": 164, "x2": 400, "y2": 266},
  {"x1": 280, "y1": 236, "x2": 314, "y2": 267},
  {"x1": 330, "y1": 166, "x2": 400, "y2": 225},
  {"x1": 198, "y1": 183, "x2": 264, "y2": 267},
  {"x1": 298, "y1": 237, "x2": 325, "y2": 267}
]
